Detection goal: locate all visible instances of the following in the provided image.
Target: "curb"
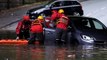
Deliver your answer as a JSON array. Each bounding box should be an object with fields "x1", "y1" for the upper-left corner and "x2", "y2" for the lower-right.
[{"x1": 0, "y1": 19, "x2": 20, "y2": 29}]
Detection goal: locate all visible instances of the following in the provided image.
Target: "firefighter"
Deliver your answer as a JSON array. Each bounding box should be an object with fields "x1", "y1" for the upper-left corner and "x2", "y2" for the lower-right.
[
  {"x1": 57, "y1": 9, "x2": 65, "y2": 18},
  {"x1": 51, "y1": 10, "x2": 58, "y2": 21},
  {"x1": 16, "y1": 15, "x2": 31, "y2": 40},
  {"x1": 49, "y1": 10, "x2": 58, "y2": 28},
  {"x1": 50, "y1": 9, "x2": 65, "y2": 28},
  {"x1": 55, "y1": 15, "x2": 69, "y2": 44},
  {"x1": 28, "y1": 16, "x2": 44, "y2": 44}
]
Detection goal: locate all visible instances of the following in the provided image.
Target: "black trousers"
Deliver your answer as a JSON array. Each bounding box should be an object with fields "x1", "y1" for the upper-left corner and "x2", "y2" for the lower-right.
[
  {"x1": 28, "y1": 32, "x2": 44, "y2": 44},
  {"x1": 18, "y1": 30, "x2": 30, "y2": 39},
  {"x1": 56, "y1": 28, "x2": 67, "y2": 42}
]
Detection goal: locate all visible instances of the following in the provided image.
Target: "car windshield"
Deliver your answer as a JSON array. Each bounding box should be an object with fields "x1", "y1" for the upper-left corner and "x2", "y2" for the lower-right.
[
  {"x1": 44, "y1": 0, "x2": 54, "y2": 6},
  {"x1": 70, "y1": 17, "x2": 106, "y2": 30}
]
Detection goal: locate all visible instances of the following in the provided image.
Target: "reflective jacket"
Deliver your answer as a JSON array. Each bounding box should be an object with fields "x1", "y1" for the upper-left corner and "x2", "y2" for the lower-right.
[
  {"x1": 56, "y1": 16, "x2": 69, "y2": 30},
  {"x1": 30, "y1": 20, "x2": 43, "y2": 33},
  {"x1": 57, "y1": 13, "x2": 65, "y2": 18}
]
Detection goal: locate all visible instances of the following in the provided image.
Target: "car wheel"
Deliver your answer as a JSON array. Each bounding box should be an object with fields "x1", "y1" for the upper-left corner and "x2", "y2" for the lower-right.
[{"x1": 73, "y1": 12, "x2": 80, "y2": 16}]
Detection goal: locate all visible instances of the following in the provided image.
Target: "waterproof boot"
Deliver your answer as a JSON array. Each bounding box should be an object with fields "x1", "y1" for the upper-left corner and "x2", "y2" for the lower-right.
[{"x1": 28, "y1": 40, "x2": 35, "y2": 44}]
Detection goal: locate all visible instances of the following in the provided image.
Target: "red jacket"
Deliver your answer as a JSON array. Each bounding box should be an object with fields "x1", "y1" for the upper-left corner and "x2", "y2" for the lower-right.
[
  {"x1": 57, "y1": 13, "x2": 65, "y2": 18},
  {"x1": 51, "y1": 10, "x2": 58, "y2": 21},
  {"x1": 56, "y1": 15, "x2": 69, "y2": 30},
  {"x1": 30, "y1": 25, "x2": 43, "y2": 33},
  {"x1": 30, "y1": 20, "x2": 43, "y2": 33},
  {"x1": 16, "y1": 20, "x2": 31, "y2": 34}
]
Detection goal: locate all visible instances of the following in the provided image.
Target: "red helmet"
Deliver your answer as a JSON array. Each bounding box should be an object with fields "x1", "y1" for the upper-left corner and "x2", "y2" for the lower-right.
[{"x1": 23, "y1": 15, "x2": 30, "y2": 20}]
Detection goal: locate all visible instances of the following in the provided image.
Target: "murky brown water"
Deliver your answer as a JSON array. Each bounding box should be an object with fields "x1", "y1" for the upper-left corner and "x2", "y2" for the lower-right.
[{"x1": 0, "y1": 44, "x2": 107, "y2": 60}]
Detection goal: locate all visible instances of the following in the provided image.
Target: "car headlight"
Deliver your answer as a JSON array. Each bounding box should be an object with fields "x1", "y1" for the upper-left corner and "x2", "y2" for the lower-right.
[{"x1": 81, "y1": 35, "x2": 94, "y2": 43}]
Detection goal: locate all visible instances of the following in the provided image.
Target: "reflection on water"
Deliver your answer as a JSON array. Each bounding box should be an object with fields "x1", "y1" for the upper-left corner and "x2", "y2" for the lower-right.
[{"x1": 0, "y1": 44, "x2": 107, "y2": 60}]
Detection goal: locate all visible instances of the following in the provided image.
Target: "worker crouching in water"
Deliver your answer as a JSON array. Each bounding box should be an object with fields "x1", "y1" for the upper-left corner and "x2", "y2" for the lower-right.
[
  {"x1": 28, "y1": 16, "x2": 44, "y2": 45},
  {"x1": 56, "y1": 14, "x2": 69, "y2": 45},
  {"x1": 16, "y1": 15, "x2": 31, "y2": 40}
]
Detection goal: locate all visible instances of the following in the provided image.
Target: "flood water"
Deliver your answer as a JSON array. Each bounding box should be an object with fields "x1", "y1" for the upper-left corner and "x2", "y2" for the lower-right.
[
  {"x1": 0, "y1": 30, "x2": 107, "y2": 60},
  {"x1": 0, "y1": 44, "x2": 107, "y2": 60}
]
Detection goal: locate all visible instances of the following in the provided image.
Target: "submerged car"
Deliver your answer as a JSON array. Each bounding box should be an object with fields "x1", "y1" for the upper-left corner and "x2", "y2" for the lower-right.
[
  {"x1": 44, "y1": 16, "x2": 107, "y2": 45},
  {"x1": 27, "y1": 0, "x2": 83, "y2": 19}
]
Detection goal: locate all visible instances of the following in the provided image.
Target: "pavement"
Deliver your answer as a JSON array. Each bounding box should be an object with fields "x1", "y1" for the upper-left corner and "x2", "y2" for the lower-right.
[{"x1": 0, "y1": 2, "x2": 45, "y2": 29}]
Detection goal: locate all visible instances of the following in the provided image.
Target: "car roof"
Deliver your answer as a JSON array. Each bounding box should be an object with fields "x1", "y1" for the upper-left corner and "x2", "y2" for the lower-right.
[
  {"x1": 55, "y1": 0, "x2": 78, "y2": 1},
  {"x1": 68, "y1": 15, "x2": 97, "y2": 20},
  {"x1": 51, "y1": 0, "x2": 79, "y2": 2}
]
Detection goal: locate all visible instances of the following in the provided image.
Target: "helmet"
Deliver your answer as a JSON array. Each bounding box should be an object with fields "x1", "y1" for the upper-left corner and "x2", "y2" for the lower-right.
[
  {"x1": 23, "y1": 15, "x2": 30, "y2": 20},
  {"x1": 58, "y1": 9, "x2": 64, "y2": 14},
  {"x1": 37, "y1": 16, "x2": 44, "y2": 20}
]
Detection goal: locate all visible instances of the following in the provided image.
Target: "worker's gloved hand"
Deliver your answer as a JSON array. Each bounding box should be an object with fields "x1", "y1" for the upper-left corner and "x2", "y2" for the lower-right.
[
  {"x1": 49, "y1": 23, "x2": 53, "y2": 27},
  {"x1": 16, "y1": 36, "x2": 19, "y2": 40}
]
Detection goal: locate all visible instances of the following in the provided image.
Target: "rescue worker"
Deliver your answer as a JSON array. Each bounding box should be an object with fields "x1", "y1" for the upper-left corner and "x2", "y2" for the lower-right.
[
  {"x1": 16, "y1": 15, "x2": 31, "y2": 40},
  {"x1": 28, "y1": 16, "x2": 44, "y2": 44},
  {"x1": 50, "y1": 9, "x2": 65, "y2": 28},
  {"x1": 57, "y1": 9, "x2": 65, "y2": 18},
  {"x1": 51, "y1": 10, "x2": 58, "y2": 21},
  {"x1": 56, "y1": 15, "x2": 69, "y2": 44},
  {"x1": 49, "y1": 10, "x2": 58, "y2": 28}
]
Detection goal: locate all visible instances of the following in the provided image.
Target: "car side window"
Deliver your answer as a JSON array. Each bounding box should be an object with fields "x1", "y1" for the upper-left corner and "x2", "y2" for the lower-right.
[
  {"x1": 72, "y1": 18, "x2": 91, "y2": 29},
  {"x1": 81, "y1": 19, "x2": 91, "y2": 29},
  {"x1": 93, "y1": 20, "x2": 104, "y2": 30},
  {"x1": 51, "y1": 1, "x2": 62, "y2": 7},
  {"x1": 63, "y1": 1, "x2": 71, "y2": 6},
  {"x1": 63, "y1": 1, "x2": 80, "y2": 6}
]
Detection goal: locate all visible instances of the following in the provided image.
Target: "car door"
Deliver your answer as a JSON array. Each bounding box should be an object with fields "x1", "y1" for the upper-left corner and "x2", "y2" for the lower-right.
[
  {"x1": 90, "y1": 19, "x2": 107, "y2": 41},
  {"x1": 44, "y1": 28, "x2": 56, "y2": 45}
]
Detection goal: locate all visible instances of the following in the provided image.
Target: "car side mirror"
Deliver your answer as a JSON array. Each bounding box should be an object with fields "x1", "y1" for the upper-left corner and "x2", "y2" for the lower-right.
[{"x1": 49, "y1": 6, "x2": 53, "y2": 9}]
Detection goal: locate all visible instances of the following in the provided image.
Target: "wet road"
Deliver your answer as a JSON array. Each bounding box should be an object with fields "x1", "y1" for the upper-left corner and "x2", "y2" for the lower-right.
[
  {"x1": 1, "y1": 0, "x2": 107, "y2": 60},
  {"x1": 0, "y1": 44, "x2": 107, "y2": 60}
]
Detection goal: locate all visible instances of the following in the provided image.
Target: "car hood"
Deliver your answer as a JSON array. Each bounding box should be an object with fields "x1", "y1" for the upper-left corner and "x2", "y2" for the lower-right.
[
  {"x1": 80, "y1": 29, "x2": 107, "y2": 41},
  {"x1": 27, "y1": 5, "x2": 46, "y2": 14}
]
